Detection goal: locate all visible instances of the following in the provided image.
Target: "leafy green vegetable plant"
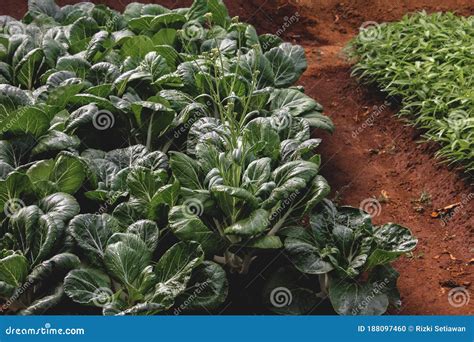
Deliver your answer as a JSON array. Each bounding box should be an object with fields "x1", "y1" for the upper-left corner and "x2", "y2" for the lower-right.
[
  {"x1": 64, "y1": 216, "x2": 227, "y2": 315},
  {"x1": 350, "y1": 12, "x2": 474, "y2": 176},
  {"x1": 169, "y1": 115, "x2": 330, "y2": 272},
  {"x1": 280, "y1": 200, "x2": 417, "y2": 315},
  {"x1": 0, "y1": 192, "x2": 81, "y2": 314},
  {"x1": 0, "y1": 0, "x2": 416, "y2": 316}
]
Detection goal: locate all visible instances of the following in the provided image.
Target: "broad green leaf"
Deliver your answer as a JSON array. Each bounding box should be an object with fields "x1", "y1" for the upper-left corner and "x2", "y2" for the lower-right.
[
  {"x1": 31, "y1": 131, "x2": 80, "y2": 156},
  {"x1": 284, "y1": 237, "x2": 334, "y2": 274},
  {"x1": 175, "y1": 261, "x2": 228, "y2": 310},
  {"x1": 128, "y1": 15, "x2": 155, "y2": 32},
  {"x1": 126, "y1": 167, "x2": 167, "y2": 202},
  {"x1": 152, "y1": 28, "x2": 177, "y2": 46},
  {"x1": 56, "y1": 55, "x2": 91, "y2": 79},
  {"x1": 15, "y1": 48, "x2": 44, "y2": 90},
  {"x1": 272, "y1": 160, "x2": 318, "y2": 185},
  {"x1": 168, "y1": 205, "x2": 222, "y2": 254},
  {"x1": 64, "y1": 268, "x2": 112, "y2": 305},
  {"x1": 105, "y1": 233, "x2": 151, "y2": 288},
  {"x1": 7, "y1": 206, "x2": 66, "y2": 266},
  {"x1": 233, "y1": 50, "x2": 274, "y2": 88},
  {"x1": 265, "y1": 47, "x2": 297, "y2": 87},
  {"x1": 208, "y1": 0, "x2": 230, "y2": 28},
  {"x1": 154, "y1": 45, "x2": 179, "y2": 69},
  {"x1": 304, "y1": 175, "x2": 331, "y2": 214},
  {"x1": 70, "y1": 214, "x2": 121, "y2": 266},
  {"x1": 85, "y1": 30, "x2": 111, "y2": 62},
  {"x1": 154, "y1": 241, "x2": 204, "y2": 300},
  {"x1": 245, "y1": 235, "x2": 283, "y2": 249},
  {"x1": 329, "y1": 279, "x2": 388, "y2": 315},
  {"x1": 0, "y1": 253, "x2": 28, "y2": 287},
  {"x1": 1, "y1": 106, "x2": 53, "y2": 138},
  {"x1": 244, "y1": 118, "x2": 280, "y2": 160},
  {"x1": 279, "y1": 43, "x2": 307, "y2": 76},
  {"x1": 150, "y1": 13, "x2": 186, "y2": 31},
  {"x1": 127, "y1": 220, "x2": 160, "y2": 253},
  {"x1": 0, "y1": 85, "x2": 32, "y2": 112},
  {"x1": 38, "y1": 192, "x2": 80, "y2": 222},
  {"x1": 0, "y1": 172, "x2": 31, "y2": 214},
  {"x1": 28, "y1": 0, "x2": 60, "y2": 19},
  {"x1": 169, "y1": 152, "x2": 203, "y2": 189},
  {"x1": 242, "y1": 157, "x2": 272, "y2": 190},
  {"x1": 69, "y1": 17, "x2": 100, "y2": 53},
  {"x1": 112, "y1": 199, "x2": 147, "y2": 228},
  {"x1": 302, "y1": 111, "x2": 334, "y2": 132},
  {"x1": 224, "y1": 209, "x2": 269, "y2": 236},
  {"x1": 365, "y1": 224, "x2": 418, "y2": 269},
  {"x1": 105, "y1": 145, "x2": 149, "y2": 169},
  {"x1": 27, "y1": 153, "x2": 86, "y2": 195},
  {"x1": 9, "y1": 205, "x2": 42, "y2": 260},
  {"x1": 121, "y1": 35, "x2": 155, "y2": 59},
  {"x1": 53, "y1": 154, "x2": 85, "y2": 195},
  {"x1": 270, "y1": 88, "x2": 319, "y2": 117},
  {"x1": 26, "y1": 253, "x2": 80, "y2": 286}
]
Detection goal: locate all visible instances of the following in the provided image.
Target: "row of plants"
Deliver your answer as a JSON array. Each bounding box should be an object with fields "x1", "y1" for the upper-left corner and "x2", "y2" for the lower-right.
[
  {"x1": 350, "y1": 12, "x2": 474, "y2": 176},
  {"x1": 0, "y1": 0, "x2": 417, "y2": 315}
]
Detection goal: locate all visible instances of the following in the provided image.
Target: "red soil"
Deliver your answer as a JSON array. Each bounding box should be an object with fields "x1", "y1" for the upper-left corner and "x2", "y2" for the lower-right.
[{"x1": 2, "y1": 0, "x2": 473, "y2": 315}]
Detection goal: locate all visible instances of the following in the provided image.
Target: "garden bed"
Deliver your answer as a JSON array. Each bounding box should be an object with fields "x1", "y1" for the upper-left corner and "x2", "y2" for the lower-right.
[{"x1": 1, "y1": 0, "x2": 472, "y2": 315}]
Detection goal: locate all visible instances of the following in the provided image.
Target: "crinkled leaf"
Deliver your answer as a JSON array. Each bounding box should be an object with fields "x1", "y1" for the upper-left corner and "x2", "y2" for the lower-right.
[
  {"x1": 64, "y1": 268, "x2": 112, "y2": 305},
  {"x1": 70, "y1": 214, "x2": 121, "y2": 266}
]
